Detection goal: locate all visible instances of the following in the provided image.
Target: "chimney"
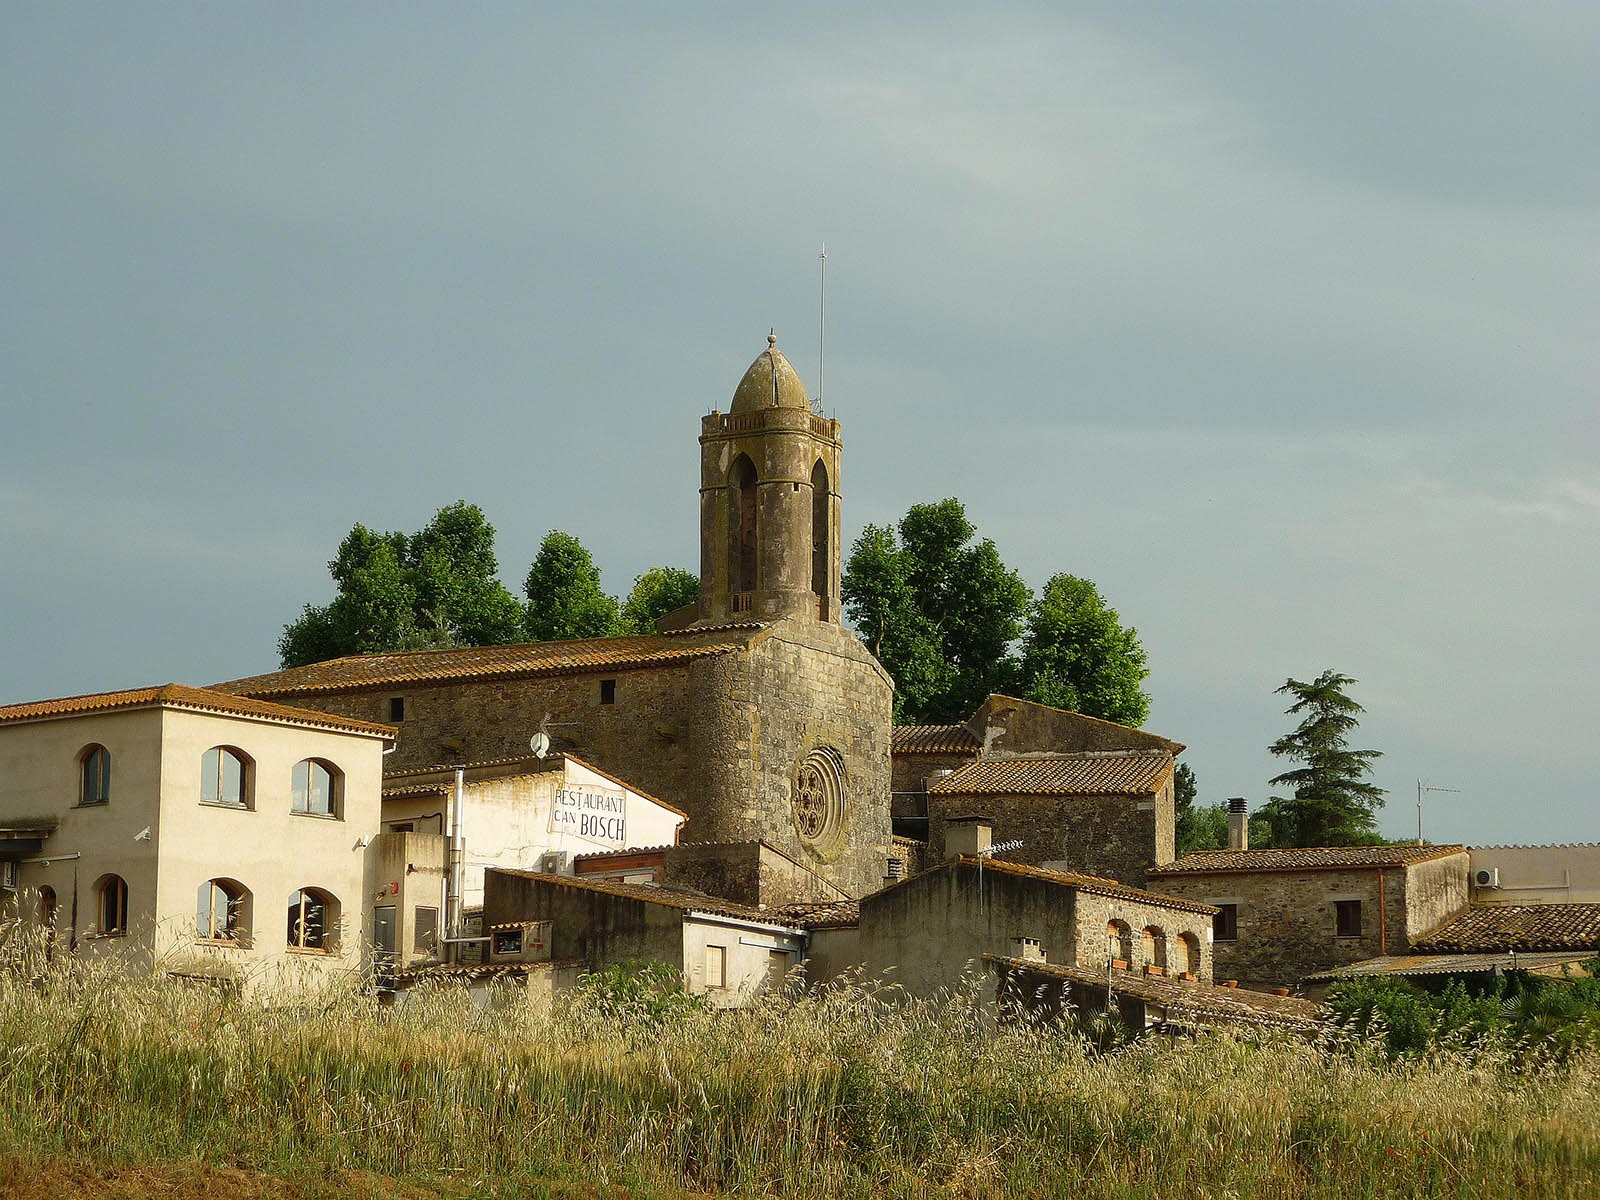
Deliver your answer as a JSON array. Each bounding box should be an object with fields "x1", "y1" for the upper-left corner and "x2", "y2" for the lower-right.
[
  {"x1": 946, "y1": 815, "x2": 993, "y2": 857},
  {"x1": 1227, "y1": 798, "x2": 1249, "y2": 852},
  {"x1": 1010, "y1": 936, "x2": 1045, "y2": 963}
]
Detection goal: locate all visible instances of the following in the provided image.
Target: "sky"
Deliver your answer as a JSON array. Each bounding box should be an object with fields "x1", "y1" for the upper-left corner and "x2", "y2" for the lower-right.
[{"x1": 3, "y1": 4, "x2": 1597, "y2": 845}]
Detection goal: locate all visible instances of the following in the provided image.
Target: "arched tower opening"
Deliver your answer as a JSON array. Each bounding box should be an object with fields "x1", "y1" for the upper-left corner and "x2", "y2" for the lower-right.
[
  {"x1": 811, "y1": 459, "x2": 830, "y2": 619},
  {"x1": 730, "y1": 454, "x2": 758, "y2": 604}
]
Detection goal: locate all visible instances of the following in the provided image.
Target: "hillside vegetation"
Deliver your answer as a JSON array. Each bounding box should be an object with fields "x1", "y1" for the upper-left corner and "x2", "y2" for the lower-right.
[{"x1": 1, "y1": 943, "x2": 1597, "y2": 1199}]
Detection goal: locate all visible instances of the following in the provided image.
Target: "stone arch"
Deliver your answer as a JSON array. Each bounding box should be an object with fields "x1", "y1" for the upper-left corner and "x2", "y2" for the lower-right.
[
  {"x1": 729, "y1": 454, "x2": 758, "y2": 601},
  {"x1": 810, "y1": 458, "x2": 829, "y2": 617},
  {"x1": 1176, "y1": 931, "x2": 1201, "y2": 976},
  {"x1": 1141, "y1": 925, "x2": 1167, "y2": 972},
  {"x1": 1106, "y1": 919, "x2": 1133, "y2": 966}
]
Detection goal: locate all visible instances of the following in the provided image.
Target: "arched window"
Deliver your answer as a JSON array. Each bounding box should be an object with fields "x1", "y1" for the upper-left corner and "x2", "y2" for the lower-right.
[
  {"x1": 197, "y1": 878, "x2": 250, "y2": 943},
  {"x1": 729, "y1": 454, "x2": 758, "y2": 599},
  {"x1": 287, "y1": 887, "x2": 339, "y2": 952},
  {"x1": 96, "y1": 874, "x2": 128, "y2": 935},
  {"x1": 1106, "y1": 920, "x2": 1133, "y2": 966},
  {"x1": 811, "y1": 459, "x2": 829, "y2": 617},
  {"x1": 79, "y1": 744, "x2": 111, "y2": 805},
  {"x1": 1177, "y1": 931, "x2": 1201, "y2": 977},
  {"x1": 291, "y1": 759, "x2": 341, "y2": 818},
  {"x1": 200, "y1": 747, "x2": 251, "y2": 807},
  {"x1": 1141, "y1": 926, "x2": 1168, "y2": 972}
]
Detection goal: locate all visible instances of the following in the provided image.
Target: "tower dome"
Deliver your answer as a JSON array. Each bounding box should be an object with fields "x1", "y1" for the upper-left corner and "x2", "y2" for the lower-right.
[{"x1": 730, "y1": 333, "x2": 810, "y2": 412}]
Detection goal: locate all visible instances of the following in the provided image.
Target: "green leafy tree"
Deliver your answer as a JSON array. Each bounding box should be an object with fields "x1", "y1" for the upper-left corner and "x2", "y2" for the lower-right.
[
  {"x1": 524, "y1": 530, "x2": 621, "y2": 641},
  {"x1": 1173, "y1": 763, "x2": 1229, "y2": 856},
  {"x1": 842, "y1": 499, "x2": 1028, "y2": 722},
  {"x1": 1019, "y1": 574, "x2": 1150, "y2": 727},
  {"x1": 1263, "y1": 669, "x2": 1386, "y2": 846},
  {"x1": 279, "y1": 504, "x2": 521, "y2": 668},
  {"x1": 618, "y1": 567, "x2": 700, "y2": 635}
]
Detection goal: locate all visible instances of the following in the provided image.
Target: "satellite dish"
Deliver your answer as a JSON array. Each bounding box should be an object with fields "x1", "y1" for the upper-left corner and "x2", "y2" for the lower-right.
[{"x1": 529, "y1": 731, "x2": 551, "y2": 759}]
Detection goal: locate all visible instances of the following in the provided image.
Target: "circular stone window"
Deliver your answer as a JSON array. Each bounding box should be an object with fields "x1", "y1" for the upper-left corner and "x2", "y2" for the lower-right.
[{"x1": 792, "y1": 748, "x2": 845, "y2": 852}]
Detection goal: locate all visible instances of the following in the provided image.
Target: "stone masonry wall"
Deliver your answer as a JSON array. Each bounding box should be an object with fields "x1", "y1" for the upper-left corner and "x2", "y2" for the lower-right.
[
  {"x1": 690, "y1": 618, "x2": 894, "y2": 898},
  {"x1": 1151, "y1": 868, "x2": 1405, "y2": 991},
  {"x1": 482, "y1": 870, "x2": 682, "y2": 969},
  {"x1": 663, "y1": 842, "x2": 763, "y2": 907},
  {"x1": 1404, "y1": 852, "x2": 1470, "y2": 940},
  {"x1": 1071, "y1": 888, "x2": 1214, "y2": 982},
  {"x1": 890, "y1": 751, "x2": 975, "y2": 818},
  {"x1": 926, "y1": 791, "x2": 1164, "y2": 888}
]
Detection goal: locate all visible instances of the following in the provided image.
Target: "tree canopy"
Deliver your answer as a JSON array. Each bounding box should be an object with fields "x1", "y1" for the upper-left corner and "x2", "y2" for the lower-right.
[
  {"x1": 523, "y1": 530, "x2": 623, "y2": 642},
  {"x1": 278, "y1": 503, "x2": 523, "y2": 668},
  {"x1": 1261, "y1": 669, "x2": 1387, "y2": 846},
  {"x1": 1019, "y1": 574, "x2": 1150, "y2": 728},
  {"x1": 280, "y1": 507, "x2": 700, "y2": 667},
  {"x1": 841, "y1": 498, "x2": 1150, "y2": 727},
  {"x1": 618, "y1": 567, "x2": 700, "y2": 635},
  {"x1": 842, "y1": 499, "x2": 1029, "y2": 722}
]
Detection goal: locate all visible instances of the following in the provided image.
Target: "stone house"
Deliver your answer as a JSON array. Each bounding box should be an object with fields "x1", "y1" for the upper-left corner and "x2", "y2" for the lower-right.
[
  {"x1": 215, "y1": 335, "x2": 895, "y2": 900},
  {"x1": 481, "y1": 867, "x2": 806, "y2": 1007},
  {"x1": 924, "y1": 749, "x2": 1176, "y2": 887},
  {"x1": 0, "y1": 684, "x2": 394, "y2": 992},
  {"x1": 1147, "y1": 844, "x2": 1471, "y2": 991},
  {"x1": 805, "y1": 820, "x2": 1217, "y2": 998}
]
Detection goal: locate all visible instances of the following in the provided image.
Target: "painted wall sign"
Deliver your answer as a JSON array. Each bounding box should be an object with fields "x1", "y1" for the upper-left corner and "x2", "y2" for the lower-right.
[{"x1": 549, "y1": 785, "x2": 628, "y2": 847}]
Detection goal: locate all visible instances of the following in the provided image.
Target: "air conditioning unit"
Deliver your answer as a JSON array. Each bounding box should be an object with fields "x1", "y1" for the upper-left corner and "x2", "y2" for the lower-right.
[
  {"x1": 1, "y1": 861, "x2": 17, "y2": 890},
  {"x1": 539, "y1": 850, "x2": 568, "y2": 875},
  {"x1": 1474, "y1": 867, "x2": 1500, "y2": 889}
]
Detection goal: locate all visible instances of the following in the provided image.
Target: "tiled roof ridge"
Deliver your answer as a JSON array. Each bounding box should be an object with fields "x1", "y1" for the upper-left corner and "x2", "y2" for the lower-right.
[
  {"x1": 0, "y1": 682, "x2": 397, "y2": 738},
  {"x1": 948, "y1": 854, "x2": 1219, "y2": 915},
  {"x1": 495, "y1": 868, "x2": 803, "y2": 927},
  {"x1": 569, "y1": 843, "x2": 676, "y2": 862},
  {"x1": 1149, "y1": 844, "x2": 1468, "y2": 875},
  {"x1": 1471, "y1": 842, "x2": 1600, "y2": 850},
  {"x1": 929, "y1": 752, "x2": 1173, "y2": 797},
  {"x1": 983, "y1": 747, "x2": 1169, "y2": 760},
  {"x1": 213, "y1": 628, "x2": 760, "y2": 697}
]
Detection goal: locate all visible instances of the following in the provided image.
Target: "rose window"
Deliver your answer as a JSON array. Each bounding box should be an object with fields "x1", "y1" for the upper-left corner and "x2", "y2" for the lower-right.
[{"x1": 792, "y1": 748, "x2": 845, "y2": 849}]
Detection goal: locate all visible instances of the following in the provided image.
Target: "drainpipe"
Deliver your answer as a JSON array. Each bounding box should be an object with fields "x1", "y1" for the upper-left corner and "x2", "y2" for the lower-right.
[
  {"x1": 1377, "y1": 868, "x2": 1387, "y2": 956},
  {"x1": 446, "y1": 767, "x2": 466, "y2": 963}
]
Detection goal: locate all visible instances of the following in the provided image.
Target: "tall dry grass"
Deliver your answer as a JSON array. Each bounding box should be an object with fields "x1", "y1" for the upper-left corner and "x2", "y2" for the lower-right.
[{"x1": 0, "y1": 927, "x2": 1596, "y2": 1199}]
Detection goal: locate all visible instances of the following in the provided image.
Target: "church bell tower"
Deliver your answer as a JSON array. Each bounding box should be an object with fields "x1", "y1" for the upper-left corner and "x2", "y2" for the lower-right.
[{"x1": 698, "y1": 334, "x2": 842, "y2": 624}]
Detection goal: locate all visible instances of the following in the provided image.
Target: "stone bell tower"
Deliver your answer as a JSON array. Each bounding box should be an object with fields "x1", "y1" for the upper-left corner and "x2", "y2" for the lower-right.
[{"x1": 698, "y1": 334, "x2": 843, "y2": 624}]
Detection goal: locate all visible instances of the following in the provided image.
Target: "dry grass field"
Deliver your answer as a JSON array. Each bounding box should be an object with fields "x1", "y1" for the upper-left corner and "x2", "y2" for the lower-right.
[{"x1": 1, "y1": 940, "x2": 1597, "y2": 1200}]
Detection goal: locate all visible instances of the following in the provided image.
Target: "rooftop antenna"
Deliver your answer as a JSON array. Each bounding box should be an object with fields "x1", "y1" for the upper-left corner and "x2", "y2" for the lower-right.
[
  {"x1": 1416, "y1": 779, "x2": 1460, "y2": 844},
  {"x1": 815, "y1": 242, "x2": 826, "y2": 413}
]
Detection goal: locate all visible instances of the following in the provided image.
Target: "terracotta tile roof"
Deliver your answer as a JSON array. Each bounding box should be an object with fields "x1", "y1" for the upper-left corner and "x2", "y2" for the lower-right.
[
  {"x1": 1415, "y1": 905, "x2": 1600, "y2": 954},
  {"x1": 892, "y1": 725, "x2": 980, "y2": 755},
  {"x1": 865, "y1": 855, "x2": 1218, "y2": 915},
  {"x1": 493, "y1": 869, "x2": 804, "y2": 927},
  {"x1": 986, "y1": 955, "x2": 1321, "y2": 1030},
  {"x1": 212, "y1": 628, "x2": 766, "y2": 699},
  {"x1": 1305, "y1": 951, "x2": 1597, "y2": 982},
  {"x1": 769, "y1": 899, "x2": 861, "y2": 929},
  {"x1": 928, "y1": 750, "x2": 1173, "y2": 797},
  {"x1": 1149, "y1": 845, "x2": 1467, "y2": 876},
  {"x1": 381, "y1": 782, "x2": 451, "y2": 800},
  {"x1": 0, "y1": 683, "x2": 397, "y2": 739}
]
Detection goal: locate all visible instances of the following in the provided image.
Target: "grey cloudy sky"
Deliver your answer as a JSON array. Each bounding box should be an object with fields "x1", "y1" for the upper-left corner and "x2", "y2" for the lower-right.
[{"x1": 4, "y1": 4, "x2": 1597, "y2": 844}]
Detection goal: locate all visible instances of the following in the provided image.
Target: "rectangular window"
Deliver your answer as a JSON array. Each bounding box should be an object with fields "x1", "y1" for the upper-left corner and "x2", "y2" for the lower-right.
[
  {"x1": 1335, "y1": 899, "x2": 1363, "y2": 938},
  {"x1": 492, "y1": 928, "x2": 523, "y2": 957},
  {"x1": 388, "y1": 822, "x2": 414, "y2": 833},
  {"x1": 599, "y1": 678, "x2": 616, "y2": 705},
  {"x1": 705, "y1": 944, "x2": 726, "y2": 989},
  {"x1": 1213, "y1": 903, "x2": 1238, "y2": 941},
  {"x1": 388, "y1": 696, "x2": 405, "y2": 722},
  {"x1": 414, "y1": 906, "x2": 438, "y2": 955}
]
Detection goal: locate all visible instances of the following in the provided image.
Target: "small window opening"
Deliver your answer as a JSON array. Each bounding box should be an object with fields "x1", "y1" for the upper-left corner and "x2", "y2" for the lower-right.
[
  {"x1": 414, "y1": 906, "x2": 439, "y2": 955},
  {"x1": 1213, "y1": 903, "x2": 1238, "y2": 941},
  {"x1": 388, "y1": 696, "x2": 405, "y2": 722},
  {"x1": 600, "y1": 678, "x2": 616, "y2": 705},
  {"x1": 1335, "y1": 899, "x2": 1363, "y2": 938},
  {"x1": 705, "y1": 944, "x2": 727, "y2": 989}
]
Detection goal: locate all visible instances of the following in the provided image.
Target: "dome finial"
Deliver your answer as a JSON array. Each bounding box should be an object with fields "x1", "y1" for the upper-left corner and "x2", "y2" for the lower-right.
[{"x1": 768, "y1": 329, "x2": 777, "y2": 347}]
